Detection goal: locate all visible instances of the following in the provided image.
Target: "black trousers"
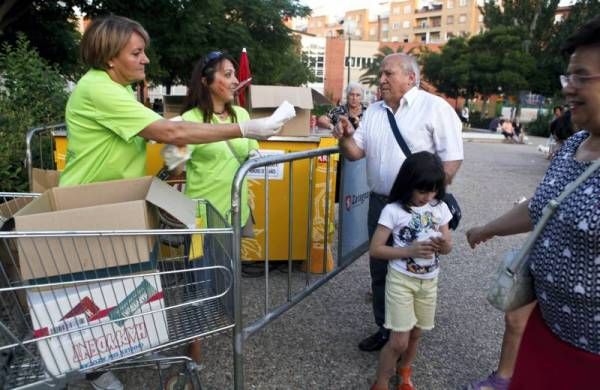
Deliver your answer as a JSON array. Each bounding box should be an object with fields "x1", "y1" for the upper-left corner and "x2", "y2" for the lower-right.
[{"x1": 367, "y1": 193, "x2": 392, "y2": 332}]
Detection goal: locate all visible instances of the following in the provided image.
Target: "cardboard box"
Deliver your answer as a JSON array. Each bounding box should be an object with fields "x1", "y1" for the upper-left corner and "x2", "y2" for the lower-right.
[
  {"x1": 28, "y1": 274, "x2": 169, "y2": 376},
  {"x1": 13, "y1": 176, "x2": 196, "y2": 281},
  {"x1": 249, "y1": 85, "x2": 313, "y2": 137},
  {"x1": 0, "y1": 196, "x2": 35, "y2": 309}
]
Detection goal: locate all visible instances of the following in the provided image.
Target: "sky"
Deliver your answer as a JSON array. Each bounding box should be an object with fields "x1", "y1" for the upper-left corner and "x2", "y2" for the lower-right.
[{"x1": 300, "y1": 0, "x2": 577, "y2": 19}]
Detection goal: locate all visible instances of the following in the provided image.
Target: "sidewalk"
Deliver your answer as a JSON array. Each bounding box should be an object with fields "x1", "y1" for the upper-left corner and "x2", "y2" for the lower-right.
[{"x1": 87, "y1": 138, "x2": 551, "y2": 390}]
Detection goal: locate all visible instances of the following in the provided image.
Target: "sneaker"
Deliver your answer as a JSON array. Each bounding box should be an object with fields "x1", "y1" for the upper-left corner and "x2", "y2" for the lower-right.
[
  {"x1": 90, "y1": 371, "x2": 124, "y2": 390},
  {"x1": 358, "y1": 330, "x2": 389, "y2": 352},
  {"x1": 464, "y1": 371, "x2": 510, "y2": 390}
]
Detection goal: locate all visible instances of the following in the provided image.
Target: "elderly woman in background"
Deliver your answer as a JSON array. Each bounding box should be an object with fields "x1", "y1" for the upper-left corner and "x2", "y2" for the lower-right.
[
  {"x1": 317, "y1": 82, "x2": 366, "y2": 131},
  {"x1": 465, "y1": 16, "x2": 600, "y2": 390},
  {"x1": 59, "y1": 15, "x2": 287, "y2": 389}
]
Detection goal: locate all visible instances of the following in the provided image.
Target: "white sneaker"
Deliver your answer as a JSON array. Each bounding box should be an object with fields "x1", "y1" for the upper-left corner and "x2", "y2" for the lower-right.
[{"x1": 90, "y1": 371, "x2": 124, "y2": 390}]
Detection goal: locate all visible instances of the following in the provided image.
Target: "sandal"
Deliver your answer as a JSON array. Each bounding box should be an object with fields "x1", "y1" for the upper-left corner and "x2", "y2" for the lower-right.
[
  {"x1": 397, "y1": 366, "x2": 415, "y2": 390},
  {"x1": 464, "y1": 371, "x2": 510, "y2": 390}
]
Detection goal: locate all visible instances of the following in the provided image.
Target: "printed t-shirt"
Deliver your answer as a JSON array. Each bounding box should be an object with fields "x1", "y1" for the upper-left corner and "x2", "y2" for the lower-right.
[{"x1": 378, "y1": 201, "x2": 452, "y2": 279}]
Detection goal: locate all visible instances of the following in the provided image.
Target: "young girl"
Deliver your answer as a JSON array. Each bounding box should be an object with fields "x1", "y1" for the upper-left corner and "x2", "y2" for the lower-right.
[{"x1": 370, "y1": 151, "x2": 453, "y2": 390}]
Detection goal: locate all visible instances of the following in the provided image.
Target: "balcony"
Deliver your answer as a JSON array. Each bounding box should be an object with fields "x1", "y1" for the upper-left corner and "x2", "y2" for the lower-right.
[{"x1": 415, "y1": 4, "x2": 443, "y2": 14}]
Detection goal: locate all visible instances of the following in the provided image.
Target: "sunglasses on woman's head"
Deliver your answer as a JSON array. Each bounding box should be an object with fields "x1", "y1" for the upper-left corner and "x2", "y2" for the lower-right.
[{"x1": 201, "y1": 51, "x2": 225, "y2": 74}]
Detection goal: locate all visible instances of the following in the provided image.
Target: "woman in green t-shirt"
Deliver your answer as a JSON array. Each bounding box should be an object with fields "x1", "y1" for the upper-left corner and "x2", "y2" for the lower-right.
[
  {"x1": 60, "y1": 15, "x2": 289, "y2": 390},
  {"x1": 180, "y1": 51, "x2": 257, "y2": 227},
  {"x1": 60, "y1": 15, "x2": 285, "y2": 187},
  {"x1": 175, "y1": 52, "x2": 258, "y2": 363}
]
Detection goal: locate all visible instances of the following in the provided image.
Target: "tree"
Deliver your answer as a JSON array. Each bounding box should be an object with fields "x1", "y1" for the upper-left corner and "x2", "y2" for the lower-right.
[
  {"x1": 538, "y1": 0, "x2": 600, "y2": 97},
  {"x1": 0, "y1": 35, "x2": 68, "y2": 191},
  {"x1": 81, "y1": 0, "x2": 313, "y2": 90},
  {"x1": 0, "y1": 1, "x2": 85, "y2": 79},
  {"x1": 421, "y1": 37, "x2": 471, "y2": 100}
]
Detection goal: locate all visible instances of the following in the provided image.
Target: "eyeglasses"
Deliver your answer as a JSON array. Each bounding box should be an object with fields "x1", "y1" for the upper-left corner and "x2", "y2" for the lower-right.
[{"x1": 559, "y1": 73, "x2": 600, "y2": 89}]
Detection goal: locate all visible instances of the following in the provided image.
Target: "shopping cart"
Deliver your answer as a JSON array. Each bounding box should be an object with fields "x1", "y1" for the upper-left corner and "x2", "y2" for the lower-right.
[{"x1": 0, "y1": 192, "x2": 234, "y2": 390}]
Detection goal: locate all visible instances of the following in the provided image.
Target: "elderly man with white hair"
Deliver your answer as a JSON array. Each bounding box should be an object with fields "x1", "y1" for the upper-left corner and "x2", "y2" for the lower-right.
[
  {"x1": 332, "y1": 54, "x2": 463, "y2": 379},
  {"x1": 318, "y1": 82, "x2": 367, "y2": 131}
]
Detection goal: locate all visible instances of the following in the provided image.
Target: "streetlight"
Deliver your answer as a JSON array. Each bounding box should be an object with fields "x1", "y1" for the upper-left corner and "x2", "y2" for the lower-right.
[{"x1": 343, "y1": 19, "x2": 357, "y2": 87}]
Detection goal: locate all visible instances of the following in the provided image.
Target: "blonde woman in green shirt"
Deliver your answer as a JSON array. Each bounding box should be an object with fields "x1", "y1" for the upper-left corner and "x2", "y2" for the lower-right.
[
  {"x1": 59, "y1": 15, "x2": 286, "y2": 390},
  {"x1": 60, "y1": 15, "x2": 285, "y2": 187}
]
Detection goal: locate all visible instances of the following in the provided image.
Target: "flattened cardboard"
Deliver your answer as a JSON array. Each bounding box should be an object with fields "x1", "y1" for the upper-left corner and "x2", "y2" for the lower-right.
[
  {"x1": 249, "y1": 85, "x2": 313, "y2": 137},
  {"x1": 13, "y1": 176, "x2": 196, "y2": 280},
  {"x1": 28, "y1": 274, "x2": 169, "y2": 376}
]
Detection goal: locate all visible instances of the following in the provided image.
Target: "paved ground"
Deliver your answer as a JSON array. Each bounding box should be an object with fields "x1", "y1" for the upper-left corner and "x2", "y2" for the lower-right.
[{"x1": 89, "y1": 136, "x2": 551, "y2": 389}]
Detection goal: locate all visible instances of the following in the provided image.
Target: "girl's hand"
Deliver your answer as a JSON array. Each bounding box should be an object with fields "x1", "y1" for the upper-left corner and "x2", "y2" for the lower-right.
[
  {"x1": 430, "y1": 236, "x2": 451, "y2": 254},
  {"x1": 466, "y1": 226, "x2": 492, "y2": 249},
  {"x1": 407, "y1": 240, "x2": 436, "y2": 258}
]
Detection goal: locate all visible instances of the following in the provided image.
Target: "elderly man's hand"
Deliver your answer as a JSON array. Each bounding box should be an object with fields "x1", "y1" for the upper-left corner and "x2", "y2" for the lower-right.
[{"x1": 331, "y1": 116, "x2": 355, "y2": 140}]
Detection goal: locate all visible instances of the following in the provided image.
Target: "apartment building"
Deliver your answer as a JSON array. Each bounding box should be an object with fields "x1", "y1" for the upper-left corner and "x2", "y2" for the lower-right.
[{"x1": 304, "y1": 0, "x2": 484, "y2": 44}]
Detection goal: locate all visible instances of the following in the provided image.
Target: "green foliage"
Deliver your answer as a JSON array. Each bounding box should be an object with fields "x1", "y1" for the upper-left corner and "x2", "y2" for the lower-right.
[
  {"x1": 423, "y1": 27, "x2": 535, "y2": 102},
  {"x1": 422, "y1": 37, "x2": 471, "y2": 99},
  {"x1": 0, "y1": 34, "x2": 68, "y2": 191},
  {"x1": 81, "y1": 0, "x2": 313, "y2": 88},
  {"x1": 468, "y1": 111, "x2": 492, "y2": 129},
  {"x1": 312, "y1": 104, "x2": 333, "y2": 117},
  {"x1": 526, "y1": 112, "x2": 553, "y2": 137},
  {"x1": 0, "y1": 1, "x2": 85, "y2": 79}
]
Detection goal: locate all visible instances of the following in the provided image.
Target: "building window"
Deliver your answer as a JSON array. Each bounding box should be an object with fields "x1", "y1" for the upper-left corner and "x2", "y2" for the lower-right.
[
  {"x1": 459, "y1": 14, "x2": 466, "y2": 23},
  {"x1": 431, "y1": 16, "x2": 441, "y2": 27},
  {"x1": 404, "y1": 5, "x2": 411, "y2": 14},
  {"x1": 403, "y1": 20, "x2": 410, "y2": 28},
  {"x1": 403, "y1": 35, "x2": 409, "y2": 43},
  {"x1": 459, "y1": 0, "x2": 467, "y2": 6},
  {"x1": 447, "y1": 0, "x2": 454, "y2": 9},
  {"x1": 446, "y1": 32, "x2": 455, "y2": 40},
  {"x1": 430, "y1": 32, "x2": 441, "y2": 42},
  {"x1": 391, "y1": 36, "x2": 399, "y2": 42},
  {"x1": 392, "y1": 22, "x2": 400, "y2": 30},
  {"x1": 447, "y1": 15, "x2": 454, "y2": 24},
  {"x1": 382, "y1": 23, "x2": 389, "y2": 32}
]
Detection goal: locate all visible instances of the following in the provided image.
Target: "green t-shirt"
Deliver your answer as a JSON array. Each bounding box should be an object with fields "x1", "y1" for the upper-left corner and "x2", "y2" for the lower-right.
[
  {"x1": 182, "y1": 107, "x2": 258, "y2": 224},
  {"x1": 59, "y1": 69, "x2": 162, "y2": 186}
]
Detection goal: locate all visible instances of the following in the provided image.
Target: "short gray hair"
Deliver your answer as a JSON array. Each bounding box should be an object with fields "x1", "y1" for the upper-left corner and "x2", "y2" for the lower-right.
[
  {"x1": 345, "y1": 82, "x2": 364, "y2": 97},
  {"x1": 384, "y1": 53, "x2": 420, "y2": 88}
]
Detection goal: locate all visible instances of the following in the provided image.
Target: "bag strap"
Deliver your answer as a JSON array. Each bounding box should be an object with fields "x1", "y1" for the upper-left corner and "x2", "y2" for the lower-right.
[
  {"x1": 509, "y1": 159, "x2": 600, "y2": 275},
  {"x1": 386, "y1": 109, "x2": 412, "y2": 157},
  {"x1": 225, "y1": 140, "x2": 246, "y2": 166}
]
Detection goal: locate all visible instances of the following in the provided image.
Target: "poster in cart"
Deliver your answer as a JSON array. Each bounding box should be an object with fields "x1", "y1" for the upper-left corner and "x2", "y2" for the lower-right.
[{"x1": 28, "y1": 274, "x2": 169, "y2": 376}]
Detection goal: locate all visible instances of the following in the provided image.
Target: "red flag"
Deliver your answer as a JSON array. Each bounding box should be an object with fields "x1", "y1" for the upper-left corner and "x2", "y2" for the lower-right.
[{"x1": 237, "y1": 47, "x2": 251, "y2": 108}]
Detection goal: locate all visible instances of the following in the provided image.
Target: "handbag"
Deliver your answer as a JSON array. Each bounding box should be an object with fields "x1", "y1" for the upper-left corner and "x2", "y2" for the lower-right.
[
  {"x1": 487, "y1": 159, "x2": 600, "y2": 312},
  {"x1": 385, "y1": 109, "x2": 462, "y2": 230}
]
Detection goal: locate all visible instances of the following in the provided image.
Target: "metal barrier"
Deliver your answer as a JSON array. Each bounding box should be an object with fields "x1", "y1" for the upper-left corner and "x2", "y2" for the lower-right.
[
  {"x1": 230, "y1": 146, "x2": 368, "y2": 389},
  {"x1": 17, "y1": 123, "x2": 371, "y2": 388}
]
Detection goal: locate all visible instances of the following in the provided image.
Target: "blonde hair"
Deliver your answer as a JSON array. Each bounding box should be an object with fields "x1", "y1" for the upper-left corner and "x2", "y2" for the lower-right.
[{"x1": 80, "y1": 15, "x2": 150, "y2": 70}]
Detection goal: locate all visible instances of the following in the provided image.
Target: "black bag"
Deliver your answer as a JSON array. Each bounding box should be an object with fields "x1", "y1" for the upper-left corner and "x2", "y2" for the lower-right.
[{"x1": 385, "y1": 109, "x2": 462, "y2": 230}]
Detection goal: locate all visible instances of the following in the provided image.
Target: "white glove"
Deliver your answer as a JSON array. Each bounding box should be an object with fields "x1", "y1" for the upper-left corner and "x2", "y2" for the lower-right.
[
  {"x1": 161, "y1": 144, "x2": 191, "y2": 170},
  {"x1": 239, "y1": 101, "x2": 296, "y2": 139}
]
